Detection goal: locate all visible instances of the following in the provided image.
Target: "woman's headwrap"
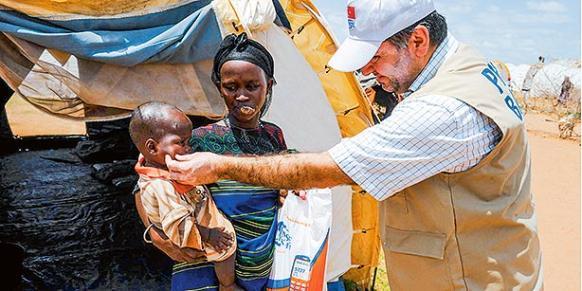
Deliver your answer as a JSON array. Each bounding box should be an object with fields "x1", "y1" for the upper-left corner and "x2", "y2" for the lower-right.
[
  {"x1": 211, "y1": 33, "x2": 276, "y2": 117},
  {"x1": 212, "y1": 33, "x2": 275, "y2": 85}
]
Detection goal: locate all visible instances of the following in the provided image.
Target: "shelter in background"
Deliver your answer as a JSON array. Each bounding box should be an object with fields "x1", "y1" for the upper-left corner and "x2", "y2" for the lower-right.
[{"x1": 508, "y1": 60, "x2": 581, "y2": 107}]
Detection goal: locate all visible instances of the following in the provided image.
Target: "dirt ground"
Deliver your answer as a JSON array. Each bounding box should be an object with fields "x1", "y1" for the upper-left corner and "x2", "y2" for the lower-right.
[
  {"x1": 4, "y1": 97, "x2": 582, "y2": 289},
  {"x1": 525, "y1": 112, "x2": 581, "y2": 290}
]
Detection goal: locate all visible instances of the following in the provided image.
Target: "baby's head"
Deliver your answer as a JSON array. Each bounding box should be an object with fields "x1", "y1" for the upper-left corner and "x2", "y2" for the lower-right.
[{"x1": 129, "y1": 101, "x2": 192, "y2": 168}]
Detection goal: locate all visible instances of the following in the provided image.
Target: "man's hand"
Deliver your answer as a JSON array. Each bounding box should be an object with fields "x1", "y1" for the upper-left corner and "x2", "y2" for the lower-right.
[{"x1": 165, "y1": 153, "x2": 222, "y2": 185}]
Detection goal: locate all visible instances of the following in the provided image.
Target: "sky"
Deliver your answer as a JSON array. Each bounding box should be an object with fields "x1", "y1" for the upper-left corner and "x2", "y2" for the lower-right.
[{"x1": 312, "y1": 0, "x2": 581, "y2": 65}]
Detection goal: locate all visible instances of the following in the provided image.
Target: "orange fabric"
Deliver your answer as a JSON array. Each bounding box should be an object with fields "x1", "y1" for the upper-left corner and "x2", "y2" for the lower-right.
[{"x1": 134, "y1": 155, "x2": 193, "y2": 194}]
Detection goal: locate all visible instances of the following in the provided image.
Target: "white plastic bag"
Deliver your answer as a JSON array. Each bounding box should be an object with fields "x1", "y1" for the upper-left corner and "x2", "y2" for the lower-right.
[{"x1": 267, "y1": 189, "x2": 333, "y2": 291}]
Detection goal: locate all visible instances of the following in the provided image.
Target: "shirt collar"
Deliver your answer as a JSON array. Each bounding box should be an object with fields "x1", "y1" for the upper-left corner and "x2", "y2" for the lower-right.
[
  {"x1": 404, "y1": 33, "x2": 459, "y2": 98},
  {"x1": 135, "y1": 154, "x2": 195, "y2": 194}
]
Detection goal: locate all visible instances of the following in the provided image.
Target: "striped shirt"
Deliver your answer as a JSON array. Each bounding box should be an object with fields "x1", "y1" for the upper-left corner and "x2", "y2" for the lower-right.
[{"x1": 329, "y1": 34, "x2": 503, "y2": 201}]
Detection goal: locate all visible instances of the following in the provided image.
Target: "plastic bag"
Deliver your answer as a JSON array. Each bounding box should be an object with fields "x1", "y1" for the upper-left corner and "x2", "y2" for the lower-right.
[{"x1": 267, "y1": 188, "x2": 333, "y2": 291}]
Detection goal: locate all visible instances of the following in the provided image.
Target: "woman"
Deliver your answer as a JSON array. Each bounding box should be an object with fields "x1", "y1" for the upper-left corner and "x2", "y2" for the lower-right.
[{"x1": 137, "y1": 33, "x2": 287, "y2": 291}]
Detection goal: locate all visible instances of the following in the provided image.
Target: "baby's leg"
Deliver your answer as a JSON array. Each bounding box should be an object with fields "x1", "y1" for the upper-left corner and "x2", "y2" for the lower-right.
[{"x1": 214, "y1": 254, "x2": 238, "y2": 291}]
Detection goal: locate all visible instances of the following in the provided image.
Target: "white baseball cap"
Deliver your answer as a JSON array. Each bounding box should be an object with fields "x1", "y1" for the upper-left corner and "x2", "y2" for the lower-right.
[{"x1": 328, "y1": 0, "x2": 436, "y2": 72}]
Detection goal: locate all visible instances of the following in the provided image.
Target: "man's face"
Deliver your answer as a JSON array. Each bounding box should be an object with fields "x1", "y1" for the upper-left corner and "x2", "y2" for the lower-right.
[{"x1": 360, "y1": 41, "x2": 422, "y2": 94}]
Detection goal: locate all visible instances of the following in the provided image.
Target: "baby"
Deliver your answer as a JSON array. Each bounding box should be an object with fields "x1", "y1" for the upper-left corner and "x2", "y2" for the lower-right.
[{"x1": 129, "y1": 101, "x2": 237, "y2": 290}]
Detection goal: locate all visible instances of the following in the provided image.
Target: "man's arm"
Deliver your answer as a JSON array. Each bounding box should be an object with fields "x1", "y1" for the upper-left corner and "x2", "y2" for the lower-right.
[
  {"x1": 166, "y1": 151, "x2": 355, "y2": 189},
  {"x1": 166, "y1": 95, "x2": 503, "y2": 201}
]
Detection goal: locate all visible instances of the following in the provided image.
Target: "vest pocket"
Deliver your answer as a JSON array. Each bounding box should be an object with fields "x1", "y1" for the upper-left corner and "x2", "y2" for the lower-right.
[{"x1": 385, "y1": 226, "x2": 446, "y2": 260}]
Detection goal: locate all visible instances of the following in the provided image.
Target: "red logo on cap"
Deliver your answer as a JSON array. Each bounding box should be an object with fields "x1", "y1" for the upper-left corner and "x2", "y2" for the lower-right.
[{"x1": 347, "y1": 5, "x2": 356, "y2": 19}]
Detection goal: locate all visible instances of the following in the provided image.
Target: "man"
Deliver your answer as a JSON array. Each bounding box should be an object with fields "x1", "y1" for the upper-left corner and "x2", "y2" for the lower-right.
[
  {"x1": 558, "y1": 76, "x2": 573, "y2": 105},
  {"x1": 163, "y1": 0, "x2": 543, "y2": 289},
  {"x1": 521, "y1": 56, "x2": 544, "y2": 106}
]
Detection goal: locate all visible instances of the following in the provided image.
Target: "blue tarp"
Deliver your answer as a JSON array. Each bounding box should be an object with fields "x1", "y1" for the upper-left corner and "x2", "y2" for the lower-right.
[{"x1": 0, "y1": 1, "x2": 222, "y2": 66}]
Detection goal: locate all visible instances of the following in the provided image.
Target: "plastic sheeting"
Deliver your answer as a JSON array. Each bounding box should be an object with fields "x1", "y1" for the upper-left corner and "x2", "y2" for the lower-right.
[
  {"x1": 0, "y1": 1, "x2": 220, "y2": 66},
  {"x1": 0, "y1": 0, "x2": 200, "y2": 17},
  {"x1": 0, "y1": 149, "x2": 173, "y2": 289},
  {"x1": 0, "y1": 21, "x2": 227, "y2": 120}
]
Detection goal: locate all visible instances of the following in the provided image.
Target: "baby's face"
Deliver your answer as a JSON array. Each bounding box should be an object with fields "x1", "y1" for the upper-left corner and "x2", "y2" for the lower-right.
[
  {"x1": 146, "y1": 112, "x2": 193, "y2": 167},
  {"x1": 157, "y1": 125, "x2": 192, "y2": 160}
]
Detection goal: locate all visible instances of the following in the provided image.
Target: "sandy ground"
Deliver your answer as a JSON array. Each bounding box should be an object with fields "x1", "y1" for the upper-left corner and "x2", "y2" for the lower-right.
[
  {"x1": 4, "y1": 97, "x2": 582, "y2": 289},
  {"x1": 525, "y1": 113, "x2": 581, "y2": 290}
]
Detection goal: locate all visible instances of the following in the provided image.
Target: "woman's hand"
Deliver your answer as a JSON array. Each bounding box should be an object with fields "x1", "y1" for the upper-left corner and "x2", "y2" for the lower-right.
[
  {"x1": 278, "y1": 189, "x2": 288, "y2": 206},
  {"x1": 278, "y1": 189, "x2": 307, "y2": 206}
]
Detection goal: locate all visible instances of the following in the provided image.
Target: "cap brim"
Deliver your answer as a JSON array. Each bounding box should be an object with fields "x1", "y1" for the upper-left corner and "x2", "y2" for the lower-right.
[{"x1": 328, "y1": 38, "x2": 382, "y2": 72}]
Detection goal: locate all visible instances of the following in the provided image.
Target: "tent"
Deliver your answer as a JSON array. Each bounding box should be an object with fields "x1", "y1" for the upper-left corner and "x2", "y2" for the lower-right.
[
  {"x1": 508, "y1": 60, "x2": 581, "y2": 102},
  {"x1": 0, "y1": 0, "x2": 381, "y2": 288}
]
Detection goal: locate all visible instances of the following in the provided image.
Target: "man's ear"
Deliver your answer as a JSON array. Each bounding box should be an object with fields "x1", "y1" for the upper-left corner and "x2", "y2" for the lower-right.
[
  {"x1": 145, "y1": 138, "x2": 158, "y2": 155},
  {"x1": 408, "y1": 25, "x2": 431, "y2": 58}
]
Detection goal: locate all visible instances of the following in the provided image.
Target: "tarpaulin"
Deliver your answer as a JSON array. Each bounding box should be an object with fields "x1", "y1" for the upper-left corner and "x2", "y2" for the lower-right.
[
  {"x1": 0, "y1": 0, "x2": 220, "y2": 66},
  {"x1": 0, "y1": 0, "x2": 228, "y2": 120}
]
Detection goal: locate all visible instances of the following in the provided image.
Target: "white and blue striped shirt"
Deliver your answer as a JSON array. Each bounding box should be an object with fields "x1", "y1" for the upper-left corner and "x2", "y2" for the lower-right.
[{"x1": 329, "y1": 34, "x2": 502, "y2": 201}]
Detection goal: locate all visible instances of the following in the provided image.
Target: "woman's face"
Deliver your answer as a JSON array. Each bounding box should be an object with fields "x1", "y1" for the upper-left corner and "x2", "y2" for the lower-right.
[{"x1": 219, "y1": 60, "x2": 272, "y2": 128}]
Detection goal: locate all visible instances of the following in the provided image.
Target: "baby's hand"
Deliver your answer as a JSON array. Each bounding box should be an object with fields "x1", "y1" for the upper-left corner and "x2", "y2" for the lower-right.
[{"x1": 206, "y1": 227, "x2": 234, "y2": 252}]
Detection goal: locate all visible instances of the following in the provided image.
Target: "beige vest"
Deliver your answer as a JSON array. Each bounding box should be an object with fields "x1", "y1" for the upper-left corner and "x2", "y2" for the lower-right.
[{"x1": 380, "y1": 44, "x2": 542, "y2": 290}]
